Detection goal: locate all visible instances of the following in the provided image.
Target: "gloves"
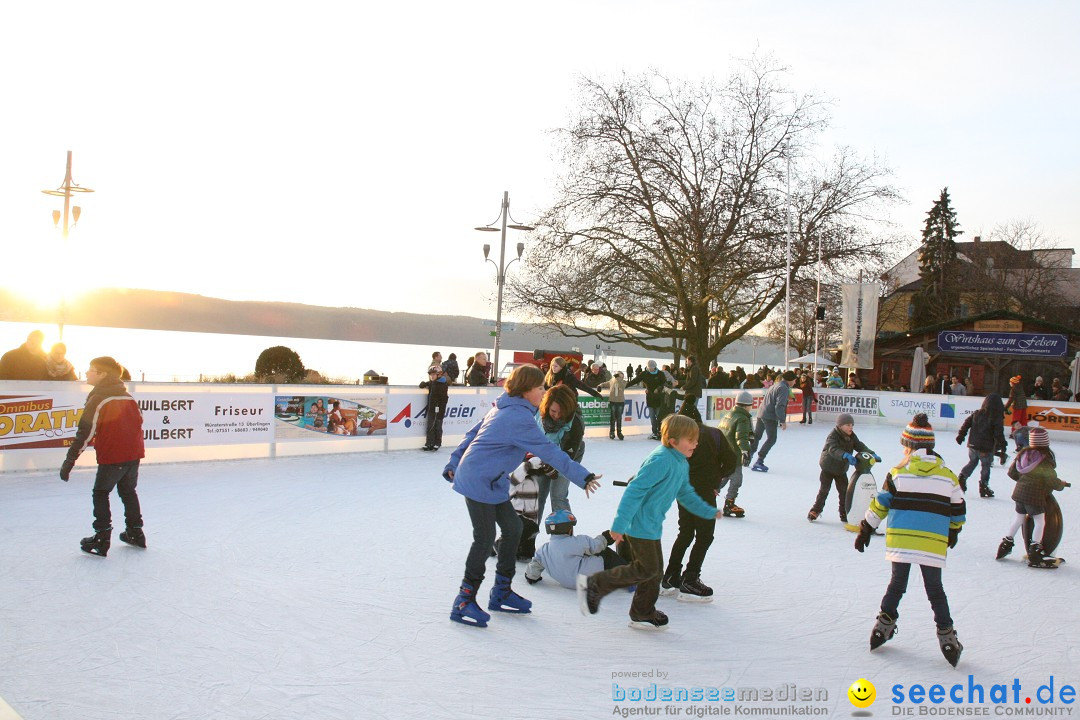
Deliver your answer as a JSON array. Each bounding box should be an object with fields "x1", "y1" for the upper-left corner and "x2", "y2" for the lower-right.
[
  {"x1": 602, "y1": 529, "x2": 616, "y2": 546},
  {"x1": 948, "y1": 527, "x2": 961, "y2": 549},
  {"x1": 843, "y1": 452, "x2": 856, "y2": 466},
  {"x1": 60, "y1": 459, "x2": 74, "y2": 482},
  {"x1": 955, "y1": 434, "x2": 964, "y2": 446},
  {"x1": 854, "y1": 520, "x2": 874, "y2": 552},
  {"x1": 741, "y1": 451, "x2": 751, "y2": 467}
]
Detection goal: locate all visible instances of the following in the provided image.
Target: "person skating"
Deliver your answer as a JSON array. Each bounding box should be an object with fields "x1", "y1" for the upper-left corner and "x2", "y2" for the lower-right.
[
  {"x1": 717, "y1": 391, "x2": 755, "y2": 517},
  {"x1": 997, "y1": 427, "x2": 1070, "y2": 568},
  {"x1": 626, "y1": 360, "x2": 672, "y2": 440},
  {"x1": 955, "y1": 394, "x2": 1007, "y2": 497},
  {"x1": 808, "y1": 413, "x2": 879, "y2": 523},
  {"x1": 60, "y1": 356, "x2": 146, "y2": 557},
  {"x1": 597, "y1": 371, "x2": 628, "y2": 440},
  {"x1": 854, "y1": 414, "x2": 966, "y2": 667},
  {"x1": 1004, "y1": 375, "x2": 1028, "y2": 428},
  {"x1": 443, "y1": 364, "x2": 601, "y2": 628},
  {"x1": 419, "y1": 363, "x2": 449, "y2": 451},
  {"x1": 751, "y1": 370, "x2": 794, "y2": 472},
  {"x1": 661, "y1": 419, "x2": 739, "y2": 601},
  {"x1": 577, "y1": 415, "x2": 724, "y2": 630}
]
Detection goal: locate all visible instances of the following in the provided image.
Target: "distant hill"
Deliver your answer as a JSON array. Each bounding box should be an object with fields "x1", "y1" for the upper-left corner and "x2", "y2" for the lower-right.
[{"x1": 0, "y1": 287, "x2": 786, "y2": 366}]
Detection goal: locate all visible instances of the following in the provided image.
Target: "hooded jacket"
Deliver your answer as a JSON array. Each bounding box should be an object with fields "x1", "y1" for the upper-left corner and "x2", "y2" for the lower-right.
[
  {"x1": 611, "y1": 445, "x2": 718, "y2": 540},
  {"x1": 444, "y1": 394, "x2": 592, "y2": 504},
  {"x1": 955, "y1": 394, "x2": 1007, "y2": 453},
  {"x1": 819, "y1": 427, "x2": 872, "y2": 476},
  {"x1": 63, "y1": 376, "x2": 145, "y2": 466}
]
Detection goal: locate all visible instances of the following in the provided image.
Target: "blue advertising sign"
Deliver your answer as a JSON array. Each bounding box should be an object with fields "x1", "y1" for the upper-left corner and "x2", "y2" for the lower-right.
[{"x1": 937, "y1": 331, "x2": 1069, "y2": 358}]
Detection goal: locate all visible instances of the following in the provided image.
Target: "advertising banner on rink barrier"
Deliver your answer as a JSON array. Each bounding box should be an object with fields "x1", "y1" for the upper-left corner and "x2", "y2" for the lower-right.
[
  {"x1": 0, "y1": 391, "x2": 87, "y2": 451},
  {"x1": 138, "y1": 392, "x2": 275, "y2": 446},
  {"x1": 274, "y1": 394, "x2": 388, "y2": 440}
]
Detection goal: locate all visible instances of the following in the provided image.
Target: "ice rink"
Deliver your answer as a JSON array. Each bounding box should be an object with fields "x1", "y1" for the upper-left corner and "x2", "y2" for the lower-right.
[{"x1": 1, "y1": 421, "x2": 1076, "y2": 720}]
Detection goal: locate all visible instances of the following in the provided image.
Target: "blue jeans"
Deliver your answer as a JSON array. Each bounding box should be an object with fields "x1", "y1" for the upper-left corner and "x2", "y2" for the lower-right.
[
  {"x1": 880, "y1": 562, "x2": 953, "y2": 628},
  {"x1": 959, "y1": 447, "x2": 992, "y2": 487},
  {"x1": 609, "y1": 402, "x2": 625, "y2": 436},
  {"x1": 92, "y1": 460, "x2": 143, "y2": 532},
  {"x1": 464, "y1": 498, "x2": 521, "y2": 586},
  {"x1": 754, "y1": 419, "x2": 778, "y2": 460}
]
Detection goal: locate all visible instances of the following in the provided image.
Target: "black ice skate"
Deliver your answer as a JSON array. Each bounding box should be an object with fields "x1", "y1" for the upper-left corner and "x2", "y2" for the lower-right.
[
  {"x1": 678, "y1": 573, "x2": 714, "y2": 603},
  {"x1": 870, "y1": 611, "x2": 897, "y2": 650},
  {"x1": 1027, "y1": 542, "x2": 1063, "y2": 569},
  {"x1": 576, "y1": 574, "x2": 601, "y2": 616},
  {"x1": 937, "y1": 626, "x2": 963, "y2": 667},
  {"x1": 119, "y1": 528, "x2": 147, "y2": 549},
  {"x1": 660, "y1": 564, "x2": 682, "y2": 597},
  {"x1": 995, "y1": 536, "x2": 1014, "y2": 560},
  {"x1": 723, "y1": 499, "x2": 745, "y2": 518},
  {"x1": 978, "y1": 484, "x2": 995, "y2": 498},
  {"x1": 80, "y1": 528, "x2": 111, "y2": 557},
  {"x1": 628, "y1": 610, "x2": 669, "y2": 631}
]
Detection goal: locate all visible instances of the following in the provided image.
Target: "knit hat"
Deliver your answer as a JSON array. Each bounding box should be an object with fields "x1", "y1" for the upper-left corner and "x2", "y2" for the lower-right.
[
  {"x1": 900, "y1": 413, "x2": 935, "y2": 451},
  {"x1": 736, "y1": 391, "x2": 753, "y2": 406},
  {"x1": 1028, "y1": 427, "x2": 1050, "y2": 448},
  {"x1": 646, "y1": 360, "x2": 658, "y2": 371},
  {"x1": 1010, "y1": 375, "x2": 1022, "y2": 385},
  {"x1": 836, "y1": 413, "x2": 855, "y2": 427}
]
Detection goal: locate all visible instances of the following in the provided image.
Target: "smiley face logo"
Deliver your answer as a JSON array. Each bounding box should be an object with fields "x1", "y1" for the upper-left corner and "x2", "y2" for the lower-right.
[{"x1": 848, "y1": 679, "x2": 876, "y2": 708}]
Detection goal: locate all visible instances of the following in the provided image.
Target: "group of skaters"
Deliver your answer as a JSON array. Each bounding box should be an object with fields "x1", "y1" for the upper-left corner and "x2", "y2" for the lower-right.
[{"x1": 0, "y1": 329, "x2": 80, "y2": 381}]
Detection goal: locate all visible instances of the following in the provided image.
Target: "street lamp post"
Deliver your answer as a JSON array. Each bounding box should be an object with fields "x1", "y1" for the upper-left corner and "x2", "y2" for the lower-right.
[
  {"x1": 42, "y1": 150, "x2": 94, "y2": 340},
  {"x1": 476, "y1": 190, "x2": 533, "y2": 382}
]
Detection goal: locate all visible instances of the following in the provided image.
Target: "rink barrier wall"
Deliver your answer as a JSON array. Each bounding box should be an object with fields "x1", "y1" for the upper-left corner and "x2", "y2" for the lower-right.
[{"x1": 1, "y1": 381, "x2": 1076, "y2": 473}]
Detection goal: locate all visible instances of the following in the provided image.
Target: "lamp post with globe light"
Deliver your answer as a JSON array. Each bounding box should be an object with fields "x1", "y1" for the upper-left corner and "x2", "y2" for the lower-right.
[
  {"x1": 475, "y1": 191, "x2": 533, "y2": 382},
  {"x1": 41, "y1": 150, "x2": 94, "y2": 340}
]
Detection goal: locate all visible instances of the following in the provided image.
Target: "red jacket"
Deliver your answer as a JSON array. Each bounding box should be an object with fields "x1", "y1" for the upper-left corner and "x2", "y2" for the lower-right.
[{"x1": 65, "y1": 378, "x2": 145, "y2": 465}]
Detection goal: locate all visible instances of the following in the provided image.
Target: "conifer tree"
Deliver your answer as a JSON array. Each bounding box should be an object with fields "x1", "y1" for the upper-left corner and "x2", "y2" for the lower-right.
[{"x1": 911, "y1": 187, "x2": 962, "y2": 327}]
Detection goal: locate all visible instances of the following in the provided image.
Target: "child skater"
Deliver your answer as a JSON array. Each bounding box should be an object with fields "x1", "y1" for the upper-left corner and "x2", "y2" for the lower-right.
[
  {"x1": 996, "y1": 427, "x2": 1071, "y2": 568},
  {"x1": 808, "y1": 413, "x2": 879, "y2": 522},
  {"x1": 577, "y1": 414, "x2": 724, "y2": 630},
  {"x1": 419, "y1": 363, "x2": 449, "y2": 451},
  {"x1": 854, "y1": 414, "x2": 966, "y2": 667},
  {"x1": 954, "y1": 394, "x2": 1006, "y2": 497},
  {"x1": 524, "y1": 511, "x2": 630, "y2": 589},
  {"x1": 443, "y1": 364, "x2": 601, "y2": 628},
  {"x1": 660, "y1": 420, "x2": 739, "y2": 601},
  {"x1": 60, "y1": 356, "x2": 146, "y2": 557}
]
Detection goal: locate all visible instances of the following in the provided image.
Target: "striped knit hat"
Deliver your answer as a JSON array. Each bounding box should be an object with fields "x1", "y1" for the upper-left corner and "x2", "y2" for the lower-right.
[
  {"x1": 1010, "y1": 375, "x2": 1022, "y2": 385},
  {"x1": 1028, "y1": 426, "x2": 1050, "y2": 448},
  {"x1": 900, "y1": 413, "x2": 935, "y2": 451}
]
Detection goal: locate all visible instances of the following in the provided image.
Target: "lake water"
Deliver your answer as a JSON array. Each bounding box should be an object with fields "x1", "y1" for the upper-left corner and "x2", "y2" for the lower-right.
[{"x1": 0, "y1": 321, "x2": 755, "y2": 384}]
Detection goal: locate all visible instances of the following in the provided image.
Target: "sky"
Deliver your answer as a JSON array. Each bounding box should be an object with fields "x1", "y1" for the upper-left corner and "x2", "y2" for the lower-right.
[{"x1": 2, "y1": 1, "x2": 1078, "y2": 324}]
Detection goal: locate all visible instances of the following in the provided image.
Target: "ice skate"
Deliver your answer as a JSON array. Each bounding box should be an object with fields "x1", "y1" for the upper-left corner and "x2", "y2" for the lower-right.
[
  {"x1": 995, "y1": 536, "x2": 1014, "y2": 560},
  {"x1": 722, "y1": 499, "x2": 745, "y2": 518},
  {"x1": 677, "y1": 573, "x2": 713, "y2": 603},
  {"x1": 807, "y1": 509, "x2": 820, "y2": 522},
  {"x1": 488, "y1": 573, "x2": 532, "y2": 613},
  {"x1": 119, "y1": 527, "x2": 146, "y2": 549},
  {"x1": 870, "y1": 611, "x2": 897, "y2": 650},
  {"x1": 1027, "y1": 542, "x2": 1062, "y2": 569},
  {"x1": 628, "y1": 610, "x2": 669, "y2": 631},
  {"x1": 751, "y1": 459, "x2": 769, "y2": 473},
  {"x1": 576, "y1": 574, "x2": 601, "y2": 616},
  {"x1": 937, "y1": 626, "x2": 963, "y2": 667},
  {"x1": 978, "y1": 484, "x2": 994, "y2": 498},
  {"x1": 450, "y1": 582, "x2": 490, "y2": 628},
  {"x1": 80, "y1": 528, "x2": 111, "y2": 557},
  {"x1": 660, "y1": 564, "x2": 682, "y2": 597}
]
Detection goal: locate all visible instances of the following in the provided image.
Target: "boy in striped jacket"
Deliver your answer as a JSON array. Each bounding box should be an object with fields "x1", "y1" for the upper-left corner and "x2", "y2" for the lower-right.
[{"x1": 853, "y1": 414, "x2": 966, "y2": 666}]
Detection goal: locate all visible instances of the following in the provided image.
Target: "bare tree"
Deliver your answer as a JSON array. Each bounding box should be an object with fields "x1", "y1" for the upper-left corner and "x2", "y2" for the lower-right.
[
  {"x1": 508, "y1": 62, "x2": 901, "y2": 365},
  {"x1": 762, "y1": 281, "x2": 842, "y2": 358}
]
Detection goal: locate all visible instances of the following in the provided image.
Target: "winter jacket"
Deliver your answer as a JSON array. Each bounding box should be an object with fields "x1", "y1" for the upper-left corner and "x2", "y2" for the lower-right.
[
  {"x1": 509, "y1": 470, "x2": 541, "y2": 523},
  {"x1": 687, "y1": 426, "x2": 739, "y2": 497},
  {"x1": 826, "y1": 373, "x2": 844, "y2": 389},
  {"x1": 819, "y1": 427, "x2": 871, "y2": 476},
  {"x1": 0, "y1": 344, "x2": 48, "y2": 381},
  {"x1": 1008, "y1": 448, "x2": 1066, "y2": 512},
  {"x1": 799, "y1": 377, "x2": 817, "y2": 401},
  {"x1": 1031, "y1": 384, "x2": 1050, "y2": 401},
  {"x1": 682, "y1": 365, "x2": 704, "y2": 398},
  {"x1": 466, "y1": 362, "x2": 491, "y2": 387},
  {"x1": 419, "y1": 376, "x2": 449, "y2": 414},
  {"x1": 757, "y1": 380, "x2": 791, "y2": 423},
  {"x1": 1004, "y1": 384, "x2": 1027, "y2": 412},
  {"x1": 864, "y1": 452, "x2": 965, "y2": 569},
  {"x1": 718, "y1": 405, "x2": 754, "y2": 456},
  {"x1": 540, "y1": 411, "x2": 585, "y2": 461},
  {"x1": 611, "y1": 445, "x2": 717, "y2": 540},
  {"x1": 444, "y1": 394, "x2": 592, "y2": 504},
  {"x1": 582, "y1": 368, "x2": 611, "y2": 388},
  {"x1": 63, "y1": 377, "x2": 145, "y2": 468},
  {"x1": 596, "y1": 376, "x2": 626, "y2": 403},
  {"x1": 441, "y1": 358, "x2": 460, "y2": 383},
  {"x1": 525, "y1": 533, "x2": 610, "y2": 589},
  {"x1": 1051, "y1": 388, "x2": 1073, "y2": 402},
  {"x1": 626, "y1": 368, "x2": 671, "y2": 409},
  {"x1": 955, "y1": 394, "x2": 1006, "y2": 454},
  {"x1": 546, "y1": 365, "x2": 602, "y2": 398}
]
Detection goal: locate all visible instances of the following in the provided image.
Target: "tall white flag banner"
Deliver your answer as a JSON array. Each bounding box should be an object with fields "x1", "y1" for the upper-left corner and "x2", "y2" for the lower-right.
[{"x1": 840, "y1": 282, "x2": 880, "y2": 369}]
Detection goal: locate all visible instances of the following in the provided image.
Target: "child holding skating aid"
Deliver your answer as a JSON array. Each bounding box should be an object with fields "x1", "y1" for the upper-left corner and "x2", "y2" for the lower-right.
[
  {"x1": 443, "y1": 364, "x2": 601, "y2": 628},
  {"x1": 577, "y1": 414, "x2": 724, "y2": 630},
  {"x1": 853, "y1": 414, "x2": 966, "y2": 667},
  {"x1": 996, "y1": 427, "x2": 1070, "y2": 568},
  {"x1": 808, "y1": 412, "x2": 879, "y2": 523}
]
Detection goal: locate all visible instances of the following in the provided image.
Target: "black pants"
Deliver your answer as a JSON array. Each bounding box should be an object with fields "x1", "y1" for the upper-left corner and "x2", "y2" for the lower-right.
[
  {"x1": 92, "y1": 460, "x2": 143, "y2": 532},
  {"x1": 425, "y1": 405, "x2": 445, "y2": 447},
  {"x1": 601, "y1": 546, "x2": 631, "y2": 570},
  {"x1": 667, "y1": 493, "x2": 717, "y2": 575},
  {"x1": 880, "y1": 562, "x2": 953, "y2": 628},
  {"x1": 608, "y1": 402, "x2": 625, "y2": 436},
  {"x1": 463, "y1": 498, "x2": 521, "y2": 587},
  {"x1": 678, "y1": 394, "x2": 702, "y2": 422},
  {"x1": 811, "y1": 470, "x2": 849, "y2": 519},
  {"x1": 648, "y1": 404, "x2": 662, "y2": 437}
]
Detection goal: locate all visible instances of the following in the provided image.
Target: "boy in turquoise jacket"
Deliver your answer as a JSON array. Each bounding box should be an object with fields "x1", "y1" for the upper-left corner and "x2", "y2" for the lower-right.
[{"x1": 577, "y1": 415, "x2": 723, "y2": 630}]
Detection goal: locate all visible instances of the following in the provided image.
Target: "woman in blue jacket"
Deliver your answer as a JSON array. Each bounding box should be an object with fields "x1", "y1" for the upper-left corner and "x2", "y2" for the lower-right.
[{"x1": 444, "y1": 364, "x2": 601, "y2": 628}]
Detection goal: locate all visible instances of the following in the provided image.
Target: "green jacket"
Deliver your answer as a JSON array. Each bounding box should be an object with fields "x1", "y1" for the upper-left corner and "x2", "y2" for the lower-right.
[{"x1": 718, "y1": 405, "x2": 753, "y2": 454}]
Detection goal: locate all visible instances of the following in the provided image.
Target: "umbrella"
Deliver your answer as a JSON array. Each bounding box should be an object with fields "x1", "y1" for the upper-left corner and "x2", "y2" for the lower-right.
[
  {"x1": 910, "y1": 346, "x2": 928, "y2": 393},
  {"x1": 1069, "y1": 351, "x2": 1080, "y2": 400},
  {"x1": 789, "y1": 353, "x2": 836, "y2": 367}
]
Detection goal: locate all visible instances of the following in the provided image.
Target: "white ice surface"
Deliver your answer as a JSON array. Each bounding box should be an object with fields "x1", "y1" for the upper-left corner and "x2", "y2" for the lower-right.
[{"x1": 1, "y1": 424, "x2": 1077, "y2": 720}]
